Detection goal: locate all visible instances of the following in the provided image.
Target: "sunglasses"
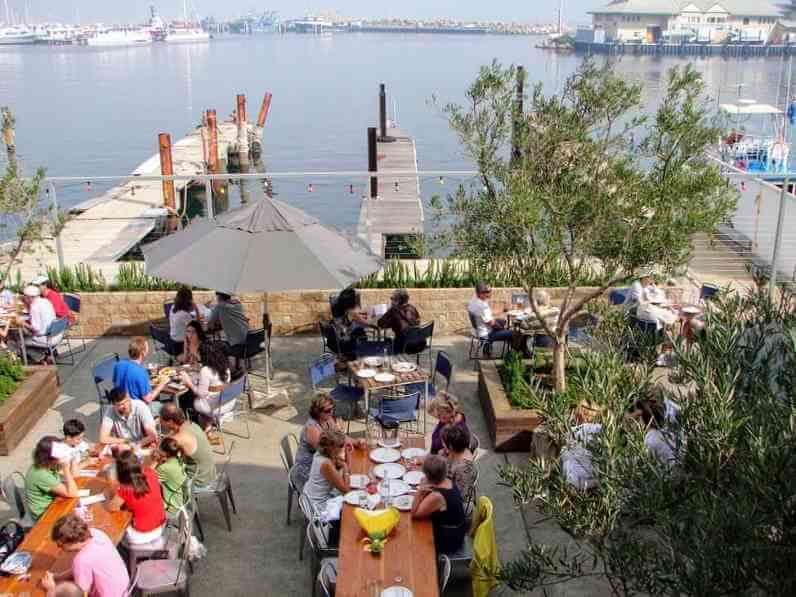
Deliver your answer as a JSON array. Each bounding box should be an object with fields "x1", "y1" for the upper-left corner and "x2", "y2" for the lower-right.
[{"x1": 323, "y1": 408, "x2": 335, "y2": 414}]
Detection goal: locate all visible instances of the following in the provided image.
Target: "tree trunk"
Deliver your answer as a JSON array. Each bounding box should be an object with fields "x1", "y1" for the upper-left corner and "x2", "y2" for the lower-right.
[{"x1": 553, "y1": 336, "x2": 567, "y2": 393}]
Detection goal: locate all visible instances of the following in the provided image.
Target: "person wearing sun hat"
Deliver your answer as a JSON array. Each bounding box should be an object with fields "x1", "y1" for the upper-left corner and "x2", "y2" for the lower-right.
[
  {"x1": 31, "y1": 274, "x2": 72, "y2": 321},
  {"x1": 14, "y1": 284, "x2": 60, "y2": 361},
  {"x1": 624, "y1": 270, "x2": 667, "y2": 312}
]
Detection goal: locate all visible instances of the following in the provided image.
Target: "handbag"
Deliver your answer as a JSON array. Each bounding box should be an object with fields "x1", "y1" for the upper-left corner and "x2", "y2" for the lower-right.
[{"x1": 0, "y1": 521, "x2": 24, "y2": 565}]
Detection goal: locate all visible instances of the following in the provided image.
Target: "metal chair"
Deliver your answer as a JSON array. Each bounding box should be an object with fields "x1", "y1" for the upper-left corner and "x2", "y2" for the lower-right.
[
  {"x1": 609, "y1": 288, "x2": 630, "y2": 306},
  {"x1": 1, "y1": 471, "x2": 34, "y2": 530},
  {"x1": 149, "y1": 323, "x2": 180, "y2": 363},
  {"x1": 469, "y1": 432, "x2": 481, "y2": 454},
  {"x1": 700, "y1": 283, "x2": 720, "y2": 301},
  {"x1": 45, "y1": 317, "x2": 74, "y2": 368},
  {"x1": 305, "y1": 516, "x2": 339, "y2": 597},
  {"x1": 280, "y1": 434, "x2": 300, "y2": 525},
  {"x1": 92, "y1": 352, "x2": 120, "y2": 422},
  {"x1": 467, "y1": 312, "x2": 508, "y2": 370},
  {"x1": 62, "y1": 293, "x2": 87, "y2": 355},
  {"x1": 207, "y1": 375, "x2": 251, "y2": 453},
  {"x1": 163, "y1": 302, "x2": 174, "y2": 320},
  {"x1": 192, "y1": 441, "x2": 237, "y2": 533},
  {"x1": 402, "y1": 321, "x2": 434, "y2": 369},
  {"x1": 319, "y1": 321, "x2": 342, "y2": 356},
  {"x1": 438, "y1": 554, "x2": 452, "y2": 593},
  {"x1": 317, "y1": 558, "x2": 338, "y2": 597},
  {"x1": 122, "y1": 521, "x2": 171, "y2": 575},
  {"x1": 241, "y1": 328, "x2": 267, "y2": 383},
  {"x1": 354, "y1": 337, "x2": 391, "y2": 359},
  {"x1": 133, "y1": 507, "x2": 192, "y2": 597},
  {"x1": 407, "y1": 350, "x2": 452, "y2": 400},
  {"x1": 309, "y1": 354, "x2": 364, "y2": 433},
  {"x1": 370, "y1": 390, "x2": 421, "y2": 436},
  {"x1": 462, "y1": 465, "x2": 480, "y2": 523}
]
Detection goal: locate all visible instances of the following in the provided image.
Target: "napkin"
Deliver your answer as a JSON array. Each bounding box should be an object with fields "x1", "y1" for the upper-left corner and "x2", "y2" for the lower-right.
[
  {"x1": 77, "y1": 489, "x2": 91, "y2": 497},
  {"x1": 321, "y1": 496, "x2": 344, "y2": 523},
  {"x1": 366, "y1": 493, "x2": 381, "y2": 510},
  {"x1": 78, "y1": 470, "x2": 98, "y2": 477},
  {"x1": 79, "y1": 494, "x2": 105, "y2": 507}
]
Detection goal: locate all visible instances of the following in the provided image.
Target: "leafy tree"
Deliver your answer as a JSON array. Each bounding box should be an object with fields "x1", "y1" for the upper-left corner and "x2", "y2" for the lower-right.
[
  {"x1": 498, "y1": 288, "x2": 796, "y2": 595},
  {"x1": 434, "y1": 60, "x2": 736, "y2": 391},
  {"x1": 0, "y1": 108, "x2": 62, "y2": 286}
]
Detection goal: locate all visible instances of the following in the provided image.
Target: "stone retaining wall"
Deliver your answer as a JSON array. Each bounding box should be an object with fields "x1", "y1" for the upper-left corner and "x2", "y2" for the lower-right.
[{"x1": 73, "y1": 286, "x2": 690, "y2": 337}]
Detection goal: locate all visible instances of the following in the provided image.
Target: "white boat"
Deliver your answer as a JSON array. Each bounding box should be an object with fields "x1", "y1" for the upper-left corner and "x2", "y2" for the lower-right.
[
  {"x1": 0, "y1": 26, "x2": 36, "y2": 45},
  {"x1": 85, "y1": 27, "x2": 152, "y2": 46},
  {"x1": 164, "y1": 27, "x2": 209, "y2": 43},
  {"x1": 35, "y1": 24, "x2": 82, "y2": 45}
]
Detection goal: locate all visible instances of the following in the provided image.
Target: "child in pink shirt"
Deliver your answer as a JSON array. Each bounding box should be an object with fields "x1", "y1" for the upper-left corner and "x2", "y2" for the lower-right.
[{"x1": 43, "y1": 514, "x2": 130, "y2": 597}]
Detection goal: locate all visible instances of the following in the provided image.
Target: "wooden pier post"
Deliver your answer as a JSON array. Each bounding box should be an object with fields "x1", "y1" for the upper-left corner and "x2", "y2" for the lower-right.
[
  {"x1": 368, "y1": 127, "x2": 378, "y2": 199},
  {"x1": 207, "y1": 109, "x2": 219, "y2": 171},
  {"x1": 378, "y1": 84, "x2": 395, "y2": 142},
  {"x1": 252, "y1": 92, "x2": 272, "y2": 157},
  {"x1": 236, "y1": 94, "x2": 250, "y2": 165},
  {"x1": 158, "y1": 133, "x2": 178, "y2": 232},
  {"x1": 256, "y1": 92, "x2": 272, "y2": 129}
]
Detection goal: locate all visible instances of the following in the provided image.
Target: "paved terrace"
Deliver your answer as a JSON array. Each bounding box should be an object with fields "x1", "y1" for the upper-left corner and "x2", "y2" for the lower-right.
[{"x1": 0, "y1": 336, "x2": 610, "y2": 597}]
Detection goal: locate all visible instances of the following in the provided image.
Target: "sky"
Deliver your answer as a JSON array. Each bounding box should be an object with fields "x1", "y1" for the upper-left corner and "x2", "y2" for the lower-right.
[{"x1": 9, "y1": 0, "x2": 604, "y2": 24}]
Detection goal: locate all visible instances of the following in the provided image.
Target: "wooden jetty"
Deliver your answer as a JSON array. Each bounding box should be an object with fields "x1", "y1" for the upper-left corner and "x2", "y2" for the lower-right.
[{"x1": 357, "y1": 85, "x2": 424, "y2": 257}]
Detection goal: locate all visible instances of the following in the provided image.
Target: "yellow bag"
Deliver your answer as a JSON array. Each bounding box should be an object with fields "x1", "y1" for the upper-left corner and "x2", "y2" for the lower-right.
[{"x1": 353, "y1": 507, "x2": 401, "y2": 540}]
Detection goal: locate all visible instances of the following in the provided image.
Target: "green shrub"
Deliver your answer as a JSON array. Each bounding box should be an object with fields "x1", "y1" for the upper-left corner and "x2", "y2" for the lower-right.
[{"x1": 0, "y1": 352, "x2": 25, "y2": 404}]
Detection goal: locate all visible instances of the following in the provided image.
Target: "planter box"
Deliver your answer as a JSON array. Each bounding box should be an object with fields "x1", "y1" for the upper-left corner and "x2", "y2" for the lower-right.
[
  {"x1": 0, "y1": 366, "x2": 59, "y2": 455},
  {"x1": 478, "y1": 359, "x2": 543, "y2": 452}
]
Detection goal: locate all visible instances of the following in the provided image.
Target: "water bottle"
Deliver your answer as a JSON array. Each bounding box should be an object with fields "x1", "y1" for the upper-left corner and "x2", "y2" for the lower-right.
[{"x1": 383, "y1": 345, "x2": 390, "y2": 369}]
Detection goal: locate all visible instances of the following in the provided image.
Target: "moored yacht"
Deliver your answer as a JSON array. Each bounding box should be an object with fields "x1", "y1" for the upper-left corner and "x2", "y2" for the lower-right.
[
  {"x1": 164, "y1": 26, "x2": 209, "y2": 43},
  {"x1": 85, "y1": 27, "x2": 153, "y2": 46},
  {"x1": 0, "y1": 26, "x2": 36, "y2": 45}
]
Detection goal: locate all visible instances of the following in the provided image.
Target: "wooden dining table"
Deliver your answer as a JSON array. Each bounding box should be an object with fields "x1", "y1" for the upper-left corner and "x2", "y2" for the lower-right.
[
  {"x1": 0, "y1": 459, "x2": 132, "y2": 597},
  {"x1": 336, "y1": 437, "x2": 439, "y2": 597}
]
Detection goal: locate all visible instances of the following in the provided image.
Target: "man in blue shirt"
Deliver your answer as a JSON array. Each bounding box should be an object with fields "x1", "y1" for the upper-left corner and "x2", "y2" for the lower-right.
[{"x1": 113, "y1": 336, "x2": 168, "y2": 415}]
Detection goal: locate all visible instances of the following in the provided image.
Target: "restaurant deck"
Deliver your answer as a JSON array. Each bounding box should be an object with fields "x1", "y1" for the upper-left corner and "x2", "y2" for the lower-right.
[{"x1": 0, "y1": 335, "x2": 611, "y2": 597}]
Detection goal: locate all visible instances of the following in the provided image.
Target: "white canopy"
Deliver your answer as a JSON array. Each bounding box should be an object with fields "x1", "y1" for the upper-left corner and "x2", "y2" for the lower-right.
[{"x1": 720, "y1": 103, "x2": 784, "y2": 116}]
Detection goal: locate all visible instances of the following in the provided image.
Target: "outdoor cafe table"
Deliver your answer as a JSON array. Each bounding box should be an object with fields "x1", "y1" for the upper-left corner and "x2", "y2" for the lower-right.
[
  {"x1": 347, "y1": 360, "x2": 431, "y2": 434},
  {"x1": 336, "y1": 437, "x2": 439, "y2": 597},
  {"x1": 0, "y1": 459, "x2": 132, "y2": 596}
]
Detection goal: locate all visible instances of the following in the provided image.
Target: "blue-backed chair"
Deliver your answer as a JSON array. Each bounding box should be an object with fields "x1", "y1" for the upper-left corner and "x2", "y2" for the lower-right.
[
  {"x1": 207, "y1": 375, "x2": 251, "y2": 454},
  {"x1": 609, "y1": 288, "x2": 629, "y2": 306},
  {"x1": 407, "y1": 350, "x2": 453, "y2": 401},
  {"x1": 700, "y1": 283, "x2": 720, "y2": 302},
  {"x1": 62, "y1": 293, "x2": 86, "y2": 355},
  {"x1": 149, "y1": 322, "x2": 180, "y2": 363},
  {"x1": 309, "y1": 354, "x2": 364, "y2": 432},
  {"x1": 370, "y1": 390, "x2": 421, "y2": 436},
  {"x1": 319, "y1": 321, "x2": 342, "y2": 356},
  {"x1": 45, "y1": 317, "x2": 73, "y2": 371},
  {"x1": 93, "y1": 352, "x2": 119, "y2": 416},
  {"x1": 163, "y1": 302, "x2": 174, "y2": 320},
  {"x1": 402, "y1": 321, "x2": 434, "y2": 370},
  {"x1": 355, "y1": 337, "x2": 390, "y2": 359}
]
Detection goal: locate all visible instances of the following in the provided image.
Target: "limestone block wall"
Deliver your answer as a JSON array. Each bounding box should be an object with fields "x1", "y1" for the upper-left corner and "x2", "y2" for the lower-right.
[{"x1": 72, "y1": 286, "x2": 689, "y2": 338}]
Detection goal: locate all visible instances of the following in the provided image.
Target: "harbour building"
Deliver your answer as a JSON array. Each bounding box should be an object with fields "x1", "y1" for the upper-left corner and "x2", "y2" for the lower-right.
[{"x1": 587, "y1": 1, "x2": 783, "y2": 44}]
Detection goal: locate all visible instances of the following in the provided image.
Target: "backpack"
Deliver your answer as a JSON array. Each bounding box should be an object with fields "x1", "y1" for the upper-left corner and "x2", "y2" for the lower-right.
[{"x1": 0, "y1": 521, "x2": 24, "y2": 565}]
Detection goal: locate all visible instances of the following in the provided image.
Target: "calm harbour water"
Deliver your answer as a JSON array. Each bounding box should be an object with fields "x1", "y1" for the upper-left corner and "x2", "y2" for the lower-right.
[{"x1": 0, "y1": 33, "x2": 793, "y2": 231}]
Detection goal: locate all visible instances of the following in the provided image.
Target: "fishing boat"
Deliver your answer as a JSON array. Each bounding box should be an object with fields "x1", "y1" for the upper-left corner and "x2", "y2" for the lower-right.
[
  {"x1": 0, "y1": 26, "x2": 36, "y2": 45},
  {"x1": 84, "y1": 27, "x2": 153, "y2": 46},
  {"x1": 717, "y1": 100, "x2": 792, "y2": 180}
]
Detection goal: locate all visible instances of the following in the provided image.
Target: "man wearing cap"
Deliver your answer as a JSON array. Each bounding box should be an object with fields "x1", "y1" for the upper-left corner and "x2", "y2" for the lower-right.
[
  {"x1": 468, "y1": 282, "x2": 512, "y2": 350},
  {"x1": 32, "y1": 275, "x2": 72, "y2": 321},
  {"x1": 377, "y1": 289, "x2": 421, "y2": 353},
  {"x1": 17, "y1": 284, "x2": 59, "y2": 360},
  {"x1": 624, "y1": 272, "x2": 667, "y2": 313}
]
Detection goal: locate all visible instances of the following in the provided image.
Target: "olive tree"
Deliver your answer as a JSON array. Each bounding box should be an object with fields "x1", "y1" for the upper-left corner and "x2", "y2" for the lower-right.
[{"x1": 435, "y1": 60, "x2": 735, "y2": 391}]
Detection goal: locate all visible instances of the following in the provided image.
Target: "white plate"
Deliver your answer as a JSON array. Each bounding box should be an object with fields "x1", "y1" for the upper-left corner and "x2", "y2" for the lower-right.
[
  {"x1": 343, "y1": 490, "x2": 369, "y2": 506},
  {"x1": 681, "y1": 306, "x2": 701, "y2": 315},
  {"x1": 375, "y1": 372, "x2": 397, "y2": 383},
  {"x1": 391, "y1": 362, "x2": 417, "y2": 373},
  {"x1": 378, "y1": 479, "x2": 411, "y2": 496},
  {"x1": 382, "y1": 588, "x2": 413, "y2": 597},
  {"x1": 373, "y1": 462, "x2": 406, "y2": 479},
  {"x1": 392, "y1": 494, "x2": 413, "y2": 511},
  {"x1": 357, "y1": 368, "x2": 378, "y2": 379},
  {"x1": 401, "y1": 447, "x2": 427, "y2": 460},
  {"x1": 403, "y1": 470, "x2": 425, "y2": 485},
  {"x1": 349, "y1": 474, "x2": 369, "y2": 489},
  {"x1": 363, "y1": 357, "x2": 384, "y2": 367},
  {"x1": 370, "y1": 447, "x2": 401, "y2": 463},
  {"x1": 377, "y1": 438, "x2": 401, "y2": 449}
]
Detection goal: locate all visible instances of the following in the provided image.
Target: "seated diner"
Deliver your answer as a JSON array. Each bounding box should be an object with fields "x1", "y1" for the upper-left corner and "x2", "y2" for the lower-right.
[
  {"x1": 105, "y1": 449, "x2": 167, "y2": 545},
  {"x1": 440, "y1": 424, "x2": 477, "y2": 500},
  {"x1": 377, "y1": 288, "x2": 422, "y2": 354},
  {"x1": 302, "y1": 429, "x2": 350, "y2": 545},
  {"x1": 24, "y1": 436, "x2": 80, "y2": 522},
  {"x1": 43, "y1": 513, "x2": 129, "y2": 597},
  {"x1": 429, "y1": 395, "x2": 470, "y2": 455},
  {"x1": 468, "y1": 281, "x2": 512, "y2": 352},
  {"x1": 331, "y1": 287, "x2": 368, "y2": 359},
  {"x1": 169, "y1": 285, "x2": 205, "y2": 355},
  {"x1": 14, "y1": 285, "x2": 59, "y2": 363},
  {"x1": 207, "y1": 292, "x2": 250, "y2": 363},
  {"x1": 159, "y1": 403, "x2": 218, "y2": 489},
  {"x1": 112, "y1": 336, "x2": 168, "y2": 415},
  {"x1": 98, "y1": 388, "x2": 159, "y2": 448},
  {"x1": 624, "y1": 271, "x2": 667, "y2": 313},
  {"x1": 177, "y1": 320, "x2": 205, "y2": 367},
  {"x1": 155, "y1": 437, "x2": 188, "y2": 514},
  {"x1": 178, "y1": 340, "x2": 232, "y2": 428},
  {"x1": 411, "y1": 454, "x2": 467, "y2": 555},
  {"x1": 31, "y1": 275, "x2": 73, "y2": 322}
]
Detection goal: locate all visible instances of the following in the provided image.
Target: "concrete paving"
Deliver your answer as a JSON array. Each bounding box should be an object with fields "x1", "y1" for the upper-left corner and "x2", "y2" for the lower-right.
[{"x1": 0, "y1": 335, "x2": 607, "y2": 597}]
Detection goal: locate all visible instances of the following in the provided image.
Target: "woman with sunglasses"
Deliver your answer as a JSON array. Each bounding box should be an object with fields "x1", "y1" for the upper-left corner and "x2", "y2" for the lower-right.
[{"x1": 294, "y1": 396, "x2": 365, "y2": 488}]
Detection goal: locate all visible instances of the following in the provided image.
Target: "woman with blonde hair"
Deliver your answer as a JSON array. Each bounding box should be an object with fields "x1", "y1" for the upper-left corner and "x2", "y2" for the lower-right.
[
  {"x1": 294, "y1": 396, "x2": 365, "y2": 488},
  {"x1": 302, "y1": 429, "x2": 350, "y2": 545},
  {"x1": 429, "y1": 394, "x2": 469, "y2": 455}
]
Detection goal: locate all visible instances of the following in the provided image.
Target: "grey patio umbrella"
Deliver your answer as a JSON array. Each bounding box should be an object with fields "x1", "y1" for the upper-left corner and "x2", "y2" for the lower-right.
[{"x1": 142, "y1": 198, "x2": 383, "y2": 294}]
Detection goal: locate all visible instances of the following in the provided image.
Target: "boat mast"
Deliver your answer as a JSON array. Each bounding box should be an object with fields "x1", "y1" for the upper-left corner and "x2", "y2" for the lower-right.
[
  {"x1": 4, "y1": 0, "x2": 10, "y2": 25},
  {"x1": 183, "y1": 0, "x2": 188, "y2": 22},
  {"x1": 558, "y1": 0, "x2": 564, "y2": 35}
]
